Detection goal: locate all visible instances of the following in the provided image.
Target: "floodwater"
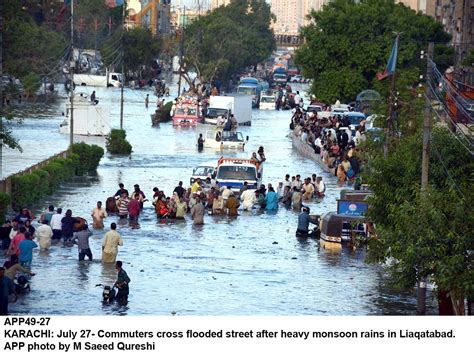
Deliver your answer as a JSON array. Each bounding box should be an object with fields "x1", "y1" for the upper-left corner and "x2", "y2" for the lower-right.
[{"x1": 2, "y1": 79, "x2": 437, "y2": 315}]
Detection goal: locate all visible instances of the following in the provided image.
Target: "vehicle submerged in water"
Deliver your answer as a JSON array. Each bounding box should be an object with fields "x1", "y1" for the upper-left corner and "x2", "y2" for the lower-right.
[
  {"x1": 215, "y1": 157, "x2": 262, "y2": 195},
  {"x1": 201, "y1": 129, "x2": 248, "y2": 150},
  {"x1": 172, "y1": 96, "x2": 202, "y2": 126},
  {"x1": 315, "y1": 191, "x2": 373, "y2": 250}
]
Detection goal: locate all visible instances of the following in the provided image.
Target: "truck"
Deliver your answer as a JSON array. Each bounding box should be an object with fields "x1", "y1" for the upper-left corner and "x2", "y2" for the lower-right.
[
  {"x1": 215, "y1": 157, "x2": 262, "y2": 195},
  {"x1": 205, "y1": 95, "x2": 252, "y2": 125},
  {"x1": 237, "y1": 77, "x2": 263, "y2": 108},
  {"x1": 73, "y1": 71, "x2": 123, "y2": 88},
  {"x1": 272, "y1": 66, "x2": 288, "y2": 86},
  {"x1": 59, "y1": 93, "x2": 110, "y2": 136}
]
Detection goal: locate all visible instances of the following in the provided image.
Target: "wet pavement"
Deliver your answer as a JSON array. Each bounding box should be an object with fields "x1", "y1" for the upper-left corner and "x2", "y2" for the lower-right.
[{"x1": 2, "y1": 79, "x2": 437, "y2": 315}]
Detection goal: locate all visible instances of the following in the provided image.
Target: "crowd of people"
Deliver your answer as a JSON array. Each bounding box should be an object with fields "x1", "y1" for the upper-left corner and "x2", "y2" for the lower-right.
[
  {"x1": 0, "y1": 204, "x2": 129, "y2": 314},
  {"x1": 0, "y1": 170, "x2": 331, "y2": 315},
  {"x1": 0, "y1": 206, "x2": 124, "y2": 264},
  {"x1": 290, "y1": 104, "x2": 363, "y2": 185},
  {"x1": 107, "y1": 169, "x2": 327, "y2": 228}
]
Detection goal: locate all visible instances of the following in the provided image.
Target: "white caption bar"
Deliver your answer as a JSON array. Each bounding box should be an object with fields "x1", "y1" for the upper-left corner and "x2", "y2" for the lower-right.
[{"x1": 0, "y1": 316, "x2": 471, "y2": 353}]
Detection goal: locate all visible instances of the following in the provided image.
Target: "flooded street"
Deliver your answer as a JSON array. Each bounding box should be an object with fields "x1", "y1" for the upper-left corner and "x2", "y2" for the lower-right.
[{"x1": 2, "y1": 80, "x2": 437, "y2": 315}]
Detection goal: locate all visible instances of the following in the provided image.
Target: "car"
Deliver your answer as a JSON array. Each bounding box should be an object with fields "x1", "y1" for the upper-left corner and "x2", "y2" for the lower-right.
[
  {"x1": 306, "y1": 105, "x2": 323, "y2": 113},
  {"x1": 342, "y1": 112, "x2": 367, "y2": 136},
  {"x1": 330, "y1": 107, "x2": 349, "y2": 118},
  {"x1": 190, "y1": 161, "x2": 217, "y2": 185},
  {"x1": 331, "y1": 103, "x2": 351, "y2": 111},
  {"x1": 290, "y1": 75, "x2": 303, "y2": 83}
]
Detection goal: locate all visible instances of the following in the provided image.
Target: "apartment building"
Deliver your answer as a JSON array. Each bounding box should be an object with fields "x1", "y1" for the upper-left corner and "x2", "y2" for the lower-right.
[{"x1": 270, "y1": 0, "x2": 329, "y2": 35}]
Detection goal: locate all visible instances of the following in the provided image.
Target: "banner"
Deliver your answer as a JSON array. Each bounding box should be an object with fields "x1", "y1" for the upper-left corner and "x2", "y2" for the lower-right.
[{"x1": 377, "y1": 36, "x2": 399, "y2": 81}]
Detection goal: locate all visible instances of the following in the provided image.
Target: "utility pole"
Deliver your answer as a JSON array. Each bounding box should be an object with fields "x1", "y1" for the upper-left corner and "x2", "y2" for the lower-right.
[
  {"x1": 177, "y1": 6, "x2": 185, "y2": 97},
  {"x1": 69, "y1": 0, "x2": 75, "y2": 148},
  {"x1": 120, "y1": 2, "x2": 126, "y2": 130},
  {"x1": 417, "y1": 42, "x2": 434, "y2": 316}
]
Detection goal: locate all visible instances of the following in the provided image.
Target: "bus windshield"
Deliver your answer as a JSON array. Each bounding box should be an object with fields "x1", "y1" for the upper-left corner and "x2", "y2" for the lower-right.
[
  {"x1": 176, "y1": 107, "x2": 197, "y2": 116},
  {"x1": 217, "y1": 165, "x2": 256, "y2": 180},
  {"x1": 238, "y1": 86, "x2": 256, "y2": 96}
]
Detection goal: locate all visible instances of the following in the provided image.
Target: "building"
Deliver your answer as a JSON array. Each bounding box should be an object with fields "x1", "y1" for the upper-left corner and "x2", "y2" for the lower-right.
[
  {"x1": 433, "y1": 0, "x2": 473, "y2": 81},
  {"x1": 270, "y1": 0, "x2": 330, "y2": 35},
  {"x1": 396, "y1": 0, "x2": 437, "y2": 15},
  {"x1": 210, "y1": 0, "x2": 231, "y2": 10},
  {"x1": 398, "y1": 0, "x2": 473, "y2": 78},
  {"x1": 131, "y1": 0, "x2": 172, "y2": 35},
  {"x1": 171, "y1": 7, "x2": 202, "y2": 28}
]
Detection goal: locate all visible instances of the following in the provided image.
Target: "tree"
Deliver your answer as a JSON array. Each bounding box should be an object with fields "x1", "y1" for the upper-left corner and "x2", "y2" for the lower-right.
[
  {"x1": 101, "y1": 27, "x2": 160, "y2": 77},
  {"x1": 0, "y1": 113, "x2": 23, "y2": 152},
  {"x1": 3, "y1": 14, "x2": 67, "y2": 83},
  {"x1": 74, "y1": 0, "x2": 123, "y2": 50},
  {"x1": 364, "y1": 126, "x2": 474, "y2": 315},
  {"x1": 295, "y1": 0, "x2": 450, "y2": 103},
  {"x1": 1, "y1": 0, "x2": 66, "y2": 153},
  {"x1": 461, "y1": 49, "x2": 474, "y2": 67},
  {"x1": 181, "y1": 0, "x2": 275, "y2": 90}
]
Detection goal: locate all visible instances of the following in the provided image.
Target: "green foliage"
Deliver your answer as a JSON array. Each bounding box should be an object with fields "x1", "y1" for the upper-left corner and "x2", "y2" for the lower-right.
[
  {"x1": 21, "y1": 73, "x2": 41, "y2": 96},
  {"x1": 102, "y1": 27, "x2": 160, "y2": 76},
  {"x1": 152, "y1": 101, "x2": 173, "y2": 125},
  {"x1": 0, "y1": 113, "x2": 23, "y2": 152},
  {"x1": 71, "y1": 143, "x2": 104, "y2": 175},
  {"x1": 183, "y1": 0, "x2": 275, "y2": 87},
  {"x1": 74, "y1": 0, "x2": 123, "y2": 50},
  {"x1": 11, "y1": 173, "x2": 41, "y2": 209},
  {"x1": 295, "y1": 0, "x2": 450, "y2": 103},
  {"x1": 106, "y1": 129, "x2": 132, "y2": 154},
  {"x1": 0, "y1": 193, "x2": 12, "y2": 222},
  {"x1": 124, "y1": 28, "x2": 161, "y2": 75},
  {"x1": 9, "y1": 144, "x2": 103, "y2": 208},
  {"x1": 31, "y1": 169, "x2": 50, "y2": 198},
  {"x1": 461, "y1": 49, "x2": 474, "y2": 67},
  {"x1": 365, "y1": 126, "x2": 474, "y2": 308},
  {"x1": 3, "y1": 16, "x2": 67, "y2": 80}
]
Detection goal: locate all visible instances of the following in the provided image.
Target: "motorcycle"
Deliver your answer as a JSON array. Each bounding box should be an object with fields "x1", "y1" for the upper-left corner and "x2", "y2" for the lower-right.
[
  {"x1": 14, "y1": 275, "x2": 31, "y2": 295},
  {"x1": 96, "y1": 284, "x2": 116, "y2": 304},
  {"x1": 96, "y1": 283, "x2": 129, "y2": 305},
  {"x1": 295, "y1": 226, "x2": 320, "y2": 239}
]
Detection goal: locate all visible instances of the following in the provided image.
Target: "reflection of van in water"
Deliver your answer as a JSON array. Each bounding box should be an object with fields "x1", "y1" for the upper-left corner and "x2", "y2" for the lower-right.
[
  {"x1": 190, "y1": 161, "x2": 217, "y2": 185},
  {"x1": 215, "y1": 157, "x2": 261, "y2": 194}
]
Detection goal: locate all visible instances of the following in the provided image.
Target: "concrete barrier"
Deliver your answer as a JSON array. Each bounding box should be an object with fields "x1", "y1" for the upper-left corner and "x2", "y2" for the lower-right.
[
  {"x1": 0, "y1": 150, "x2": 70, "y2": 195},
  {"x1": 291, "y1": 133, "x2": 335, "y2": 174}
]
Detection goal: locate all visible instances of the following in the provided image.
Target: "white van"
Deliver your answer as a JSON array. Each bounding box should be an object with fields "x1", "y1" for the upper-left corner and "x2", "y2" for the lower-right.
[
  {"x1": 260, "y1": 94, "x2": 276, "y2": 110},
  {"x1": 202, "y1": 130, "x2": 247, "y2": 149}
]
